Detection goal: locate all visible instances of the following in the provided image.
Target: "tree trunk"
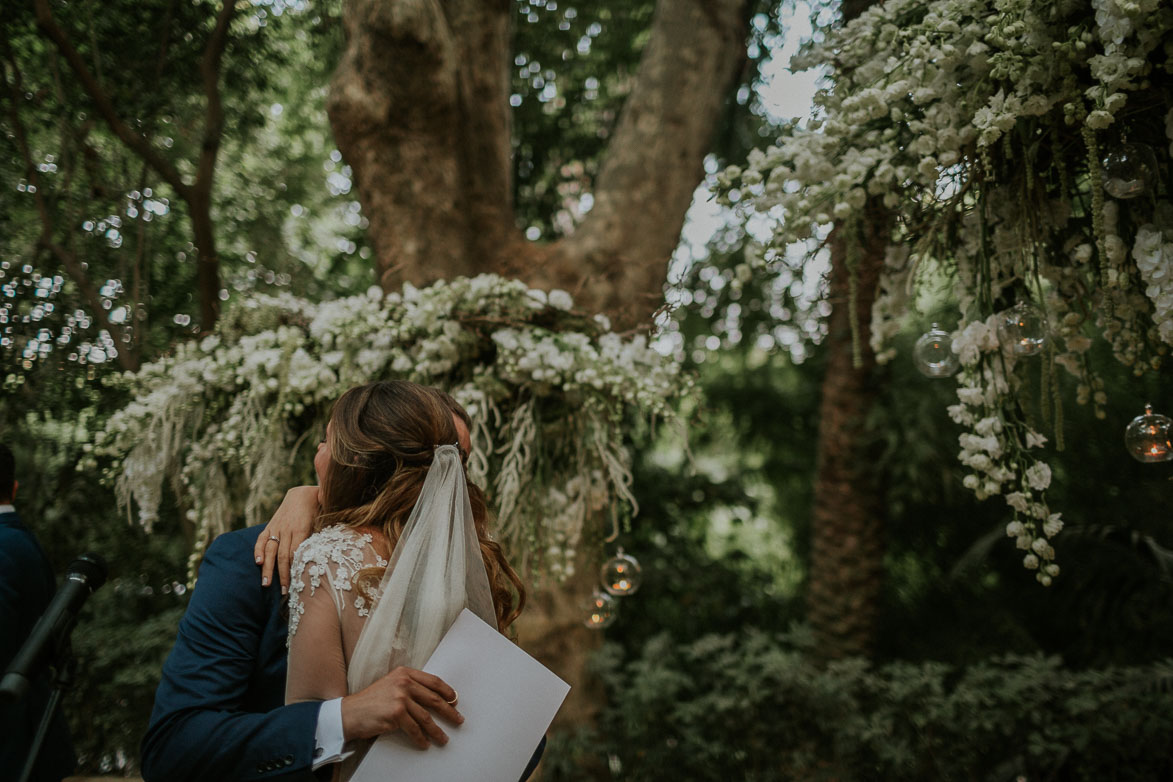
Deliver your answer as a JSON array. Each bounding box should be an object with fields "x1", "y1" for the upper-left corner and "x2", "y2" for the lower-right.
[
  {"x1": 190, "y1": 191, "x2": 223, "y2": 332},
  {"x1": 328, "y1": 0, "x2": 751, "y2": 733},
  {"x1": 328, "y1": 0, "x2": 750, "y2": 329},
  {"x1": 803, "y1": 0, "x2": 889, "y2": 663},
  {"x1": 513, "y1": 548, "x2": 608, "y2": 730},
  {"x1": 806, "y1": 202, "x2": 889, "y2": 660}
]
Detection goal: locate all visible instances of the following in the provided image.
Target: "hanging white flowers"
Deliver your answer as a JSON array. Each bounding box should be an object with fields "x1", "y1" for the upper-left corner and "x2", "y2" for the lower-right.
[
  {"x1": 717, "y1": 0, "x2": 1173, "y2": 582},
  {"x1": 83, "y1": 275, "x2": 688, "y2": 580}
]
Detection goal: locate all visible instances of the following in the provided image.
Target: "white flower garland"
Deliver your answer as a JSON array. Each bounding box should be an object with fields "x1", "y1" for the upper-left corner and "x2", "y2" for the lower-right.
[
  {"x1": 84, "y1": 275, "x2": 687, "y2": 580},
  {"x1": 1134, "y1": 219, "x2": 1173, "y2": 347},
  {"x1": 949, "y1": 316, "x2": 1062, "y2": 585},
  {"x1": 716, "y1": 0, "x2": 1173, "y2": 582}
]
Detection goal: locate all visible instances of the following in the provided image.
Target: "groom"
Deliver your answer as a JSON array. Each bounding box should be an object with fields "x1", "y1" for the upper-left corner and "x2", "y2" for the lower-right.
[{"x1": 142, "y1": 411, "x2": 544, "y2": 781}]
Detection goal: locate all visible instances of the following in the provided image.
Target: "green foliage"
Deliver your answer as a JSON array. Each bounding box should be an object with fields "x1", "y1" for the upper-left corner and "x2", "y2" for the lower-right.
[
  {"x1": 663, "y1": 220, "x2": 1173, "y2": 670},
  {"x1": 511, "y1": 0, "x2": 786, "y2": 239},
  {"x1": 1, "y1": 0, "x2": 361, "y2": 392},
  {"x1": 5, "y1": 401, "x2": 188, "y2": 773},
  {"x1": 867, "y1": 325, "x2": 1173, "y2": 666},
  {"x1": 547, "y1": 631, "x2": 1173, "y2": 781}
]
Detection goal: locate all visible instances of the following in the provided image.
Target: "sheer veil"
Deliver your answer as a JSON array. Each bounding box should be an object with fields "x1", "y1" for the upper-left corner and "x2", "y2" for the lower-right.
[{"x1": 346, "y1": 444, "x2": 497, "y2": 694}]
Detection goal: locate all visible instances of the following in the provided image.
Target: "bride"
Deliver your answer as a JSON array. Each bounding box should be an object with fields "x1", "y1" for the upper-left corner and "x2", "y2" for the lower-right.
[{"x1": 285, "y1": 380, "x2": 527, "y2": 780}]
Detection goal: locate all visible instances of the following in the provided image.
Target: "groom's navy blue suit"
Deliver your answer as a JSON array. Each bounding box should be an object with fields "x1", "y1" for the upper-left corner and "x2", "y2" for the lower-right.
[{"x1": 141, "y1": 525, "x2": 321, "y2": 781}]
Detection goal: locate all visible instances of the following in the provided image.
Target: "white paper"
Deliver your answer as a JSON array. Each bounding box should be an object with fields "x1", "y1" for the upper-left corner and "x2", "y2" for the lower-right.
[{"x1": 351, "y1": 609, "x2": 570, "y2": 782}]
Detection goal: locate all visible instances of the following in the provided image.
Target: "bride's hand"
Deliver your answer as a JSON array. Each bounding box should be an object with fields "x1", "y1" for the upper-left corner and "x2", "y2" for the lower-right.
[
  {"x1": 254, "y1": 486, "x2": 320, "y2": 593},
  {"x1": 341, "y1": 667, "x2": 463, "y2": 748}
]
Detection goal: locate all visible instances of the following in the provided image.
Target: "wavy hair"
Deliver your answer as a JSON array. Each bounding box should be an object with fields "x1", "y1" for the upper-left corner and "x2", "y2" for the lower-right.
[{"x1": 317, "y1": 380, "x2": 525, "y2": 632}]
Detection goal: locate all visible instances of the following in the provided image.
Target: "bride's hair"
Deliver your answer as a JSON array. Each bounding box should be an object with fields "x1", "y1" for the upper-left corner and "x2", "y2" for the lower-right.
[{"x1": 317, "y1": 380, "x2": 525, "y2": 632}]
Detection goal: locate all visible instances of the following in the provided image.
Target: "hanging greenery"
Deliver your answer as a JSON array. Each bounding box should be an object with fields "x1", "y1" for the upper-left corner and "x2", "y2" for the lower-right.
[
  {"x1": 716, "y1": 0, "x2": 1172, "y2": 582},
  {"x1": 83, "y1": 275, "x2": 687, "y2": 581}
]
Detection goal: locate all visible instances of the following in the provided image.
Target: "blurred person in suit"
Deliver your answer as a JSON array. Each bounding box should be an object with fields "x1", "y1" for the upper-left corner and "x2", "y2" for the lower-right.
[{"x1": 0, "y1": 442, "x2": 76, "y2": 782}]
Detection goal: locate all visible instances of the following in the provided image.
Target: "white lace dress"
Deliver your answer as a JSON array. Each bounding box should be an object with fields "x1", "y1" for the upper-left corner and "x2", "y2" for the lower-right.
[
  {"x1": 285, "y1": 525, "x2": 389, "y2": 704},
  {"x1": 285, "y1": 453, "x2": 500, "y2": 780}
]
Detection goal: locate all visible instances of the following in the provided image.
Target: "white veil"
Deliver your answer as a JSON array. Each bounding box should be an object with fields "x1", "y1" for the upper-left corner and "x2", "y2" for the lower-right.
[{"x1": 346, "y1": 443, "x2": 497, "y2": 694}]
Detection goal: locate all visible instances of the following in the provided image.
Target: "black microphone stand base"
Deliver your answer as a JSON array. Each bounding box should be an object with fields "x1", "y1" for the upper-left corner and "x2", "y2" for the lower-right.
[{"x1": 17, "y1": 645, "x2": 77, "y2": 782}]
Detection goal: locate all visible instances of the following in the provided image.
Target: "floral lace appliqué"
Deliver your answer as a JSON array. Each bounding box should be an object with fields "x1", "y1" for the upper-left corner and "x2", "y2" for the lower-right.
[{"x1": 287, "y1": 526, "x2": 387, "y2": 642}]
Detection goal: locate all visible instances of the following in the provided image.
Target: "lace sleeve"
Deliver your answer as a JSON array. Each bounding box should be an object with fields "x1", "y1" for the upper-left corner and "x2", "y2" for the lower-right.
[{"x1": 285, "y1": 526, "x2": 386, "y2": 704}]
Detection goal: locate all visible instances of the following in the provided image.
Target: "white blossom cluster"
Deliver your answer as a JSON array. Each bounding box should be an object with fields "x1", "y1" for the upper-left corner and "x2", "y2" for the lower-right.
[
  {"x1": 1133, "y1": 221, "x2": 1173, "y2": 346},
  {"x1": 537, "y1": 470, "x2": 610, "y2": 582},
  {"x1": 85, "y1": 275, "x2": 686, "y2": 580},
  {"x1": 948, "y1": 317, "x2": 1062, "y2": 584},
  {"x1": 714, "y1": 0, "x2": 1173, "y2": 583}
]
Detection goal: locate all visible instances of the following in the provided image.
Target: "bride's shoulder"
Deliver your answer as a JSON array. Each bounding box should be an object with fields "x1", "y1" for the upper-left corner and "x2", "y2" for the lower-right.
[{"x1": 294, "y1": 524, "x2": 372, "y2": 567}]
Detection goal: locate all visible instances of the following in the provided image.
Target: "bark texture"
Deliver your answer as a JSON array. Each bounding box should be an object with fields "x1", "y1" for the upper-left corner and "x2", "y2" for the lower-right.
[
  {"x1": 804, "y1": 0, "x2": 889, "y2": 663},
  {"x1": 328, "y1": 0, "x2": 750, "y2": 328},
  {"x1": 514, "y1": 548, "x2": 608, "y2": 730},
  {"x1": 806, "y1": 203, "x2": 889, "y2": 660}
]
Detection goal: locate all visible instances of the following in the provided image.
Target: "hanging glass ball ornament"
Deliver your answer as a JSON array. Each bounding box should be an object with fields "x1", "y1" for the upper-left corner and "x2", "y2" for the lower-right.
[
  {"x1": 600, "y1": 548, "x2": 643, "y2": 596},
  {"x1": 913, "y1": 323, "x2": 959, "y2": 377},
  {"x1": 1101, "y1": 143, "x2": 1159, "y2": 200},
  {"x1": 996, "y1": 302, "x2": 1048, "y2": 356},
  {"x1": 582, "y1": 589, "x2": 618, "y2": 630},
  {"x1": 1124, "y1": 404, "x2": 1173, "y2": 463}
]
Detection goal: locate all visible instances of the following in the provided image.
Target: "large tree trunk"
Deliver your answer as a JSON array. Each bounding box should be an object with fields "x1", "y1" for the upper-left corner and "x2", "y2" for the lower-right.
[
  {"x1": 806, "y1": 202, "x2": 889, "y2": 659},
  {"x1": 804, "y1": 0, "x2": 889, "y2": 663},
  {"x1": 328, "y1": 0, "x2": 750, "y2": 329},
  {"x1": 327, "y1": 0, "x2": 751, "y2": 737}
]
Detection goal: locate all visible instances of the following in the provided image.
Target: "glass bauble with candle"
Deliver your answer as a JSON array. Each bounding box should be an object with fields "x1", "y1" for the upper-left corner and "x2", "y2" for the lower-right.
[
  {"x1": 582, "y1": 589, "x2": 618, "y2": 629},
  {"x1": 996, "y1": 301, "x2": 1048, "y2": 356},
  {"x1": 1124, "y1": 404, "x2": 1173, "y2": 463},
  {"x1": 1102, "y1": 143, "x2": 1159, "y2": 200},
  {"x1": 600, "y1": 548, "x2": 642, "y2": 596},
  {"x1": 913, "y1": 323, "x2": 959, "y2": 377}
]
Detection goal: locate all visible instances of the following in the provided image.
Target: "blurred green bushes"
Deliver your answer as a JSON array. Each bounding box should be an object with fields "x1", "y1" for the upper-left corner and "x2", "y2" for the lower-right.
[{"x1": 546, "y1": 631, "x2": 1173, "y2": 781}]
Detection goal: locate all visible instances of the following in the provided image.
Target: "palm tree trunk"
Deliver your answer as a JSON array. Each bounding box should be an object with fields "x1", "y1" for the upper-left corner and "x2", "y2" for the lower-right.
[{"x1": 807, "y1": 200, "x2": 889, "y2": 659}]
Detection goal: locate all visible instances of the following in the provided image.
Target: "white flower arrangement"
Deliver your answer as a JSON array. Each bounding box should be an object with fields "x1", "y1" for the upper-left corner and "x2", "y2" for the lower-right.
[
  {"x1": 85, "y1": 275, "x2": 688, "y2": 580},
  {"x1": 716, "y1": 0, "x2": 1173, "y2": 582}
]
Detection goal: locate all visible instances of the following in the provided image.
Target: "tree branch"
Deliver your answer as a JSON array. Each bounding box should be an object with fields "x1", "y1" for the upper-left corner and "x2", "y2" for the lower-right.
[
  {"x1": 327, "y1": 0, "x2": 472, "y2": 285},
  {"x1": 194, "y1": 0, "x2": 236, "y2": 190},
  {"x1": 32, "y1": 0, "x2": 191, "y2": 199},
  {"x1": 528, "y1": 0, "x2": 752, "y2": 327},
  {"x1": 447, "y1": 0, "x2": 514, "y2": 247},
  {"x1": 1, "y1": 51, "x2": 138, "y2": 371}
]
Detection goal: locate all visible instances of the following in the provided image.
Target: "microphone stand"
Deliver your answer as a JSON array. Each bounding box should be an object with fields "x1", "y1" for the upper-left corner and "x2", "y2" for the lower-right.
[{"x1": 17, "y1": 631, "x2": 77, "y2": 782}]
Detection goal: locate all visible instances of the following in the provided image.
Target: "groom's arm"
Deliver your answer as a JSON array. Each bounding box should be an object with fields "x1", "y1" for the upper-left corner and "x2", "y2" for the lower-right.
[{"x1": 140, "y1": 531, "x2": 321, "y2": 782}]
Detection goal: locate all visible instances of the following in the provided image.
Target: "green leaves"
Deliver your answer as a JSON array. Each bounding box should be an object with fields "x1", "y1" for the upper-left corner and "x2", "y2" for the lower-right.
[{"x1": 549, "y1": 634, "x2": 1173, "y2": 781}]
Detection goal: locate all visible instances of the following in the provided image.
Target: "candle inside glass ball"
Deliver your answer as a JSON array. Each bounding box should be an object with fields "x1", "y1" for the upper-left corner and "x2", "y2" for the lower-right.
[
  {"x1": 1124, "y1": 404, "x2": 1173, "y2": 463},
  {"x1": 582, "y1": 589, "x2": 618, "y2": 629},
  {"x1": 1101, "y1": 143, "x2": 1158, "y2": 200},
  {"x1": 913, "y1": 324, "x2": 959, "y2": 377},
  {"x1": 601, "y1": 549, "x2": 643, "y2": 596},
  {"x1": 996, "y1": 302, "x2": 1047, "y2": 356}
]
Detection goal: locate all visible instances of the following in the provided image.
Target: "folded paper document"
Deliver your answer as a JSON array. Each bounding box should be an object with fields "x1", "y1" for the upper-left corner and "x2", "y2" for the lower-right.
[{"x1": 352, "y1": 609, "x2": 570, "y2": 782}]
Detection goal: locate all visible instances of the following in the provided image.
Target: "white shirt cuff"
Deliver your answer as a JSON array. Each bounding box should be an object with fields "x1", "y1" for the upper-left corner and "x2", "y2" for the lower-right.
[{"x1": 312, "y1": 698, "x2": 354, "y2": 770}]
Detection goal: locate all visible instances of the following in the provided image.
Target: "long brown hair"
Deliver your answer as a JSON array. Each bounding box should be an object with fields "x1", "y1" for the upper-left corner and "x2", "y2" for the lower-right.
[{"x1": 318, "y1": 380, "x2": 525, "y2": 632}]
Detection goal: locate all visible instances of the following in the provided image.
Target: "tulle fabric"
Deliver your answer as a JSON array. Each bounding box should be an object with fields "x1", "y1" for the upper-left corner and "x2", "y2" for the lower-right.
[{"x1": 347, "y1": 444, "x2": 496, "y2": 691}]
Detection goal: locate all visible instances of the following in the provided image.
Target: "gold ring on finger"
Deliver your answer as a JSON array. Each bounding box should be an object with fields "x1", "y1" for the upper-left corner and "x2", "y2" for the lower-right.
[{"x1": 446, "y1": 690, "x2": 458, "y2": 706}]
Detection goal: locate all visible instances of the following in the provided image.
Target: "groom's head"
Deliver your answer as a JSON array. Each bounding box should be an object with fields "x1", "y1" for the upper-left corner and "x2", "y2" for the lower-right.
[{"x1": 435, "y1": 390, "x2": 472, "y2": 459}]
